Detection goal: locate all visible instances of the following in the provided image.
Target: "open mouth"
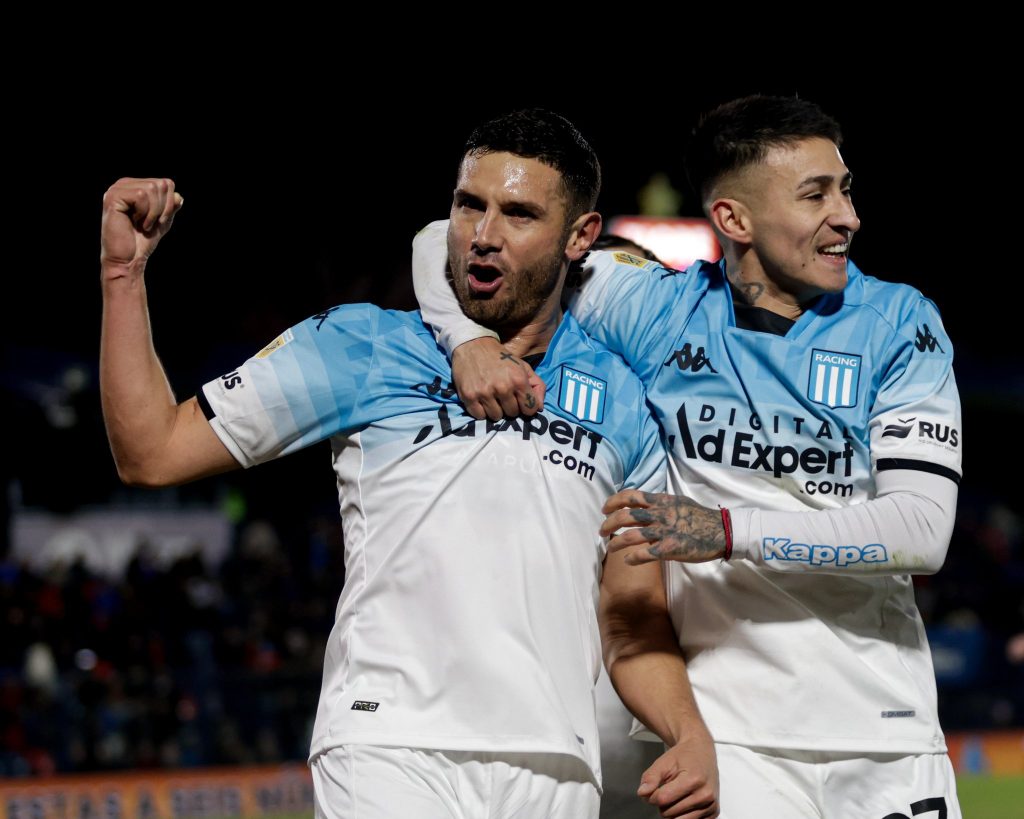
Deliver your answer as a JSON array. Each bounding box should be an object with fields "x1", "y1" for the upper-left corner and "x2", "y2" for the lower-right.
[
  {"x1": 818, "y1": 242, "x2": 849, "y2": 262},
  {"x1": 467, "y1": 264, "x2": 504, "y2": 294}
]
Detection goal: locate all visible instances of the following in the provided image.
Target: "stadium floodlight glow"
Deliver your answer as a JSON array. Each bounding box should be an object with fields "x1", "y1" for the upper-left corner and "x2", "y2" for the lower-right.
[{"x1": 607, "y1": 216, "x2": 721, "y2": 270}]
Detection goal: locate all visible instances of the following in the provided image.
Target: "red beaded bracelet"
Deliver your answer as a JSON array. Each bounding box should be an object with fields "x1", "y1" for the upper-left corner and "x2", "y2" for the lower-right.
[{"x1": 720, "y1": 507, "x2": 733, "y2": 561}]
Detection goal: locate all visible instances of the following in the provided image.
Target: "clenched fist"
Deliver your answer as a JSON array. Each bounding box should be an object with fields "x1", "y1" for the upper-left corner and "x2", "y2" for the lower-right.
[{"x1": 101, "y1": 178, "x2": 183, "y2": 278}]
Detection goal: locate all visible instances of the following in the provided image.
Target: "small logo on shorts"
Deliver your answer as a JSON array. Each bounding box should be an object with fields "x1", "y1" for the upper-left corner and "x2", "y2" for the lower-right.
[
  {"x1": 352, "y1": 700, "x2": 379, "y2": 712},
  {"x1": 881, "y1": 710, "x2": 915, "y2": 718}
]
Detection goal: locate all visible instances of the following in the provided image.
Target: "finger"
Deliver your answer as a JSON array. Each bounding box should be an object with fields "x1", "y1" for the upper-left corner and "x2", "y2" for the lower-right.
[
  {"x1": 478, "y1": 394, "x2": 506, "y2": 422},
  {"x1": 606, "y1": 527, "x2": 656, "y2": 555},
  {"x1": 624, "y1": 547, "x2": 661, "y2": 566},
  {"x1": 496, "y1": 385, "x2": 521, "y2": 419},
  {"x1": 525, "y1": 369, "x2": 545, "y2": 411},
  {"x1": 599, "y1": 505, "x2": 655, "y2": 537},
  {"x1": 657, "y1": 788, "x2": 717, "y2": 818},
  {"x1": 463, "y1": 396, "x2": 489, "y2": 421},
  {"x1": 602, "y1": 488, "x2": 651, "y2": 515},
  {"x1": 141, "y1": 178, "x2": 169, "y2": 233},
  {"x1": 157, "y1": 179, "x2": 179, "y2": 228}
]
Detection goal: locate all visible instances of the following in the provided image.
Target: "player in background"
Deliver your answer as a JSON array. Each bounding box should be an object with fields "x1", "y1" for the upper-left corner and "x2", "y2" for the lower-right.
[
  {"x1": 411, "y1": 96, "x2": 963, "y2": 817},
  {"x1": 99, "y1": 109, "x2": 718, "y2": 818}
]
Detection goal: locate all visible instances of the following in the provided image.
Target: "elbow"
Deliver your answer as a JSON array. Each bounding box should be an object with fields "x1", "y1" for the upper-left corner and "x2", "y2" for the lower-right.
[
  {"x1": 900, "y1": 497, "x2": 955, "y2": 575},
  {"x1": 113, "y1": 457, "x2": 177, "y2": 489}
]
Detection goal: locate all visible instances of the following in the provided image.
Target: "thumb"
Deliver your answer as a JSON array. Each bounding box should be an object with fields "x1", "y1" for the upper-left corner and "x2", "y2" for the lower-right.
[{"x1": 637, "y1": 765, "x2": 666, "y2": 797}]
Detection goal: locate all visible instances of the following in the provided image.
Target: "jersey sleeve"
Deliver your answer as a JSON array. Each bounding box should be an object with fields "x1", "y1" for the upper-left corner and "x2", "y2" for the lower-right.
[
  {"x1": 870, "y1": 296, "x2": 962, "y2": 485},
  {"x1": 199, "y1": 304, "x2": 392, "y2": 467},
  {"x1": 622, "y1": 401, "x2": 668, "y2": 495},
  {"x1": 411, "y1": 219, "x2": 499, "y2": 352},
  {"x1": 567, "y1": 251, "x2": 702, "y2": 387},
  {"x1": 728, "y1": 294, "x2": 962, "y2": 575},
  {"x1": 729, "y1": 469, "x2": 957, "y2": 575}
]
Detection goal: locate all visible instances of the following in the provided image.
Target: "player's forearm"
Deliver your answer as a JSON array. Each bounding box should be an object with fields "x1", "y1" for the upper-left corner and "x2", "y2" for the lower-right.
[
  {"x1": 730, "y1": 470, "x2": 957, "y2": 575},
  {"x1": 603, "y1": 612, "x2": 705, "y2": 746},
  {"x1": 411, "y1": 220, "x2": 497, "y2": 353},
  {"x1": 100, "y1": 269, "x2": 182, "y2": 486}
]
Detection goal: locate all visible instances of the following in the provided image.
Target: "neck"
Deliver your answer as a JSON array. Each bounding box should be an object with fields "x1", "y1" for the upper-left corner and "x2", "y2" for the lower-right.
[
  {"x1": 497, "y1": 305, "x2": 562, "y2": 358},
  {"x1": 725, "y1": 250, "x2": 806, "y2": 321}
]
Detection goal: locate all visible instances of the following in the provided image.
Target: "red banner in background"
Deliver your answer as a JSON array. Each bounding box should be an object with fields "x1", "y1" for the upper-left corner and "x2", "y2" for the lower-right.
[
  {"x1": 947, "y1": 730, "x2": 1024, "y2": 776},
  {"x1": 0, "y1": 764, "x2": 313, "y2": 819}
]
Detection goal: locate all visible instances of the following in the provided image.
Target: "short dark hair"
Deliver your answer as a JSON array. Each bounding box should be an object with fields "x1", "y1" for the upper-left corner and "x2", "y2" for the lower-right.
[
  {"x1": 686, "y1": 95, "x2": 843, "y2": 205},
  {"x1": 462, "y1": 109, "x2": 601, "y2": 219}
]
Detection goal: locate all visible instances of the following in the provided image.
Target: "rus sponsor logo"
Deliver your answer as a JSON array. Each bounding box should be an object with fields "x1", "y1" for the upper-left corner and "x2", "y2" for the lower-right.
[
  {"x1": 762, "y1": 537, "x2": 888, "y2": 567},
  {"x1": 881, "y1": 416, "x2": 959, "y2": 448}
]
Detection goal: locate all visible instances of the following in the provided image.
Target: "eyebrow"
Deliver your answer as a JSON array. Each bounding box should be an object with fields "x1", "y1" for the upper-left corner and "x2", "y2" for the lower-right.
[
  {"x1": 799, "y1": 172, "x2": 854, "y2": 188},
  {"x1": 453, "y1": 187, "x2": 548, "y2": 216}
]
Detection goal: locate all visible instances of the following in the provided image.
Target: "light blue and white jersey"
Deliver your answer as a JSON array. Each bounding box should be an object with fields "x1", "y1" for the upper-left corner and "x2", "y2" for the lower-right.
[
  {"x1": 200, "y1": 305, "x2": 665, "y2": 781},
  {"x1": 572, "y1": 250, "x2": 962, "y2": 754}
]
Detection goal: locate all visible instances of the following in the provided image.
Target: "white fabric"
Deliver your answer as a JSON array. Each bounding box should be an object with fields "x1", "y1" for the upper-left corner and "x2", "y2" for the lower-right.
[
  {"x1": 730, "y1": 469, "x2": 957, "y2": 574},
  {"x1": 311, "y1": 745, "x2": 600, "y2": 819},
  {"x1": 715, "y1": 743, "x2": 961, "y2": 819}
]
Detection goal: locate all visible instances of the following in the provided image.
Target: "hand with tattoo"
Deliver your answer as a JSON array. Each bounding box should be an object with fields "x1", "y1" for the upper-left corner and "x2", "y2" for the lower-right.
[
  {"x1": 451, "y1": 337, "x2": 545, "y2": 420},
  {"x1": 600, "y1": 490, "x2": 727, "y2": 565}
]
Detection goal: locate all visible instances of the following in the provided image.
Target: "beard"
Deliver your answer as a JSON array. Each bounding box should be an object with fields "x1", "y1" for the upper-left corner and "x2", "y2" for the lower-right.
[{"x1": 447, "y1": 241, "x2": 567, "y2": 335}]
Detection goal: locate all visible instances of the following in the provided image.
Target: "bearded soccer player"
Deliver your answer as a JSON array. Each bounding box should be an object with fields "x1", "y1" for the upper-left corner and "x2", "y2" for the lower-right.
[
  {"x1": 412, "y1": 96, "x2": 963, "y2": 817},
  {"x1": 99, "y1": 109, "x2": 718, "y2": 818}
]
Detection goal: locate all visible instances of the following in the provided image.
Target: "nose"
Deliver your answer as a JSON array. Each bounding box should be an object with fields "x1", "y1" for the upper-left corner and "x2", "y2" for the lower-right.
[
  {"x1": 831, "y1": 195, "x2": 861, "y2": 236},
  {"x1": 472, "y1": 209, "x2": 502, "y2": 255}
]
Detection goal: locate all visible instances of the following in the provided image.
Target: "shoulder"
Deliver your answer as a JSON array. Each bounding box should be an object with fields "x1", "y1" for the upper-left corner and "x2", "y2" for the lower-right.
[
  {"x1": 845, "y1": 262, "x2": 940, "y2": 319},
  {"x1": 843, "y1": 262, "x2": 944, "y2": 338},
  {"x1": 583, "y1": 249, "x2": 710, "y2": 292},
  {"x1": 552, "y1": 314, "x2": 647, "y2": 389}
]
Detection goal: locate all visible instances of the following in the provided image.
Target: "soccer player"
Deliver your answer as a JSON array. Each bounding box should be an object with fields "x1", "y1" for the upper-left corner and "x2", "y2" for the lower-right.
[
  {"x1": 99, "y1": 110, "x2": 717, "y2": 818},
  {"x1": 412, "y1": 96, "x2": 963, "y2": 816}
]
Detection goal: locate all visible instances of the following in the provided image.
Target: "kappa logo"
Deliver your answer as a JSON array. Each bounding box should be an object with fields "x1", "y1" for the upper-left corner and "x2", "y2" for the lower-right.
[
  {"x1": 559, "y1": 367, "x2": 606, "y2": 424},
  {"x1": 915, "y1": 324, "x2": 944, "y2": 353},
  {"x1": 808, "y1": 349, "x2": 861, "y2": 408},
  {"x1": 763, "y1": 537, "x2": 888, "y2": 567},
  {"x1": 312, "y1": 306, "x2": 340, "y2": 331},
  {"x1": 664, "y1": 343, "x2": 718, "y2": 374}
]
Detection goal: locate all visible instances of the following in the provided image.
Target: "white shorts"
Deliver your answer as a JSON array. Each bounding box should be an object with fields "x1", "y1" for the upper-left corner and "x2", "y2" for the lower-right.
[
  {"x1": 310, "y1": 744, "x2": 600, "y2": 819},
  {"x1": 716, "y1": 743, "x2": 961, "y2": 819}
]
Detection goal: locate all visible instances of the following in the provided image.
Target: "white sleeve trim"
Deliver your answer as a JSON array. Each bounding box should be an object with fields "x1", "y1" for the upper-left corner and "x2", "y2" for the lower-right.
[
  {"x1": 411, "y1": 219, "x2": 499, "y2": 354},
  {"x1": 730, "y1": 469, "x2": 957, "y2": 575}
]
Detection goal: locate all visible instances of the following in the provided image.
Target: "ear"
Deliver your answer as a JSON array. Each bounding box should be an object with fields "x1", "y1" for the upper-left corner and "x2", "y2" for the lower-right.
[
  {"x1": 709, "y1": 197, "x2": 752, "y2": 245},
  {"x1": 564, "y1": 212, "x2": 603, "y2": 261}
]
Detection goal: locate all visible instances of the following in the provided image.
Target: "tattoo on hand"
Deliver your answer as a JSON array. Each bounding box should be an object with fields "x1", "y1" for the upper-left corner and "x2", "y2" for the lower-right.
[
  {"x1": 525, "y1": 393, "x2": 536, "y2": 409},
  {"x1": 499, "y1": 352, "x2": 522, "y2": 366},
  {"x1": 635, "y1": 492, "x2": 726, "y2": 562}
]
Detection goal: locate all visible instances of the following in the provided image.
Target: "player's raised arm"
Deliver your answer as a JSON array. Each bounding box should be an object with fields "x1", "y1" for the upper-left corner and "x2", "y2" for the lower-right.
[{"x1": 100, "y1": 178, "x2": 238, "y2": 487}]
